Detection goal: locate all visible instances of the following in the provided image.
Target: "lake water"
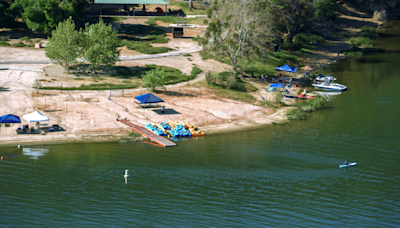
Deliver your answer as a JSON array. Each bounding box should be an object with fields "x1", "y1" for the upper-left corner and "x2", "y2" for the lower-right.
[{"x1": 1, "y1": 21, "x2": 400, "y2": 227}]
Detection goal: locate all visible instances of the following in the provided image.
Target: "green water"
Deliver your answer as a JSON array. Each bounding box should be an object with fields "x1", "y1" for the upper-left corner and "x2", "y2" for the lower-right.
[{"x1": 1, "y1": 21, "x2": 400, "y2": 227}]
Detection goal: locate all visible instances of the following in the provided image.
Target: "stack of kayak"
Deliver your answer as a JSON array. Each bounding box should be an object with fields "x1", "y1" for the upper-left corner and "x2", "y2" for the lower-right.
[
  {"x1": 145, "y1": 120, "x2": 206, "y2": 137},
  {"x1": 169, "y1": 123, "x2": 192, "y2": 137},
  {"x1": 144, "y1": 123, "x2": 167, "y2": 136}
]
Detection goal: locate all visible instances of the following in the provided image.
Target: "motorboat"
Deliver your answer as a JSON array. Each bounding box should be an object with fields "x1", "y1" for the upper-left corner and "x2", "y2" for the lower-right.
[
  {"x1": 312, "y1": 81, "x2": 347, "y2": 91},
  {"x1": 312, "y1": 74, "x2": 347, "y2": 91}
]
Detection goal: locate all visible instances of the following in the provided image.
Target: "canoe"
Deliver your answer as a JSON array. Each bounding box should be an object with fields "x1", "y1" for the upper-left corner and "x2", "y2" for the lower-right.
[{"x1": 339, "y1": 162, "x2": 356, "y2": 168}]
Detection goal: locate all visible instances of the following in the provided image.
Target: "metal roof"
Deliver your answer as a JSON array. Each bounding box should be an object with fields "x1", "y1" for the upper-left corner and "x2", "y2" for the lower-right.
[{"x1": 94, "y1": 0, "x2": 169, "y2": 4}]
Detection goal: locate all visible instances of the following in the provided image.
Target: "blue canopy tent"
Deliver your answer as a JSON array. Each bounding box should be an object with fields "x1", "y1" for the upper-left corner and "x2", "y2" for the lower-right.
[
  {"x1": 275, "y1": 64, "x2": 298, "y2": 73},
  {"x1": 0, "y1": 114, "x2": 21, "y2": 123},
  {"x1": 135, "y1": 93, "x2": 164, "y2": 104},
  {"x1": 0, "y1": 114, "x2": 21, "y2": 135}
]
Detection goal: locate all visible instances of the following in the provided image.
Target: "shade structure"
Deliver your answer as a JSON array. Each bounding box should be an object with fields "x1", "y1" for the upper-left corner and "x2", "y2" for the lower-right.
[
  {"x1": 0, "y1": 114, "x2": 21, "y2": 123},
  {"x1": 300, "y1": 65, "x2": 314, "y2": 71},
  {"x1": 135, "y1": 93, "x2": 164, "y2": 104},
  {"x1": 270, "y1": 83, "x2": 285, "y2": 88},
  {"x1": 23, "y1": 111, "x2": 49, "y2": 123},
  {"x1": 275, "y1": 64, "x2": 298, "y2": 73}
]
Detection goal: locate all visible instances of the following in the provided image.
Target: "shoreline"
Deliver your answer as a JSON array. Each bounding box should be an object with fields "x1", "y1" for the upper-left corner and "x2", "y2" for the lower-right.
[{"x1": 0, "y1": 7, "x2": 391, "y2": 148}]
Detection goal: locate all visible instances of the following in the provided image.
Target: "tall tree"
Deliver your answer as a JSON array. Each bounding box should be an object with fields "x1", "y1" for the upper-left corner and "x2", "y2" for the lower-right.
[
  {"x1": 11, "y1": 0, "x2": 87, "y2": 33},
  {"x1": 266, "y1": 0, "x2": 314, "y2": 43},
  {"x1": 81, "y1": 19, "x2": 120, "y2": 74},
  {"x1": 46, "y1": 17, "x2": 80, "y2": 72},
  {"x1": 0, "y1": 0, "x2": 21, "y2": 28},
  {"x1": 202, "y1": 0, "x2": 269, "y2": 72}
]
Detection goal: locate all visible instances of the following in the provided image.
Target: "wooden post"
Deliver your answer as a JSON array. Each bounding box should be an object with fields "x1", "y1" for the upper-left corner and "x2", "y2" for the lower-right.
[
  {"x1": 61, "y1": 83, "x2": 62, "y2": 93},
  {"x1": 109, "y1": 85, "x2": 111, "y2": 97},
  {"x1": 122, "y1": 87, "x2": 124, "y2": 97},
  {"x1": 165, "y1": 4, "x2": 167, "y2": 16}
]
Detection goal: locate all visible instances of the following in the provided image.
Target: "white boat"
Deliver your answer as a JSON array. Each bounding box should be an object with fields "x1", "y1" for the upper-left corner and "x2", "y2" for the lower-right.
[{"x1": 312, "y1": 82, "x2": 347, "y2": 91}]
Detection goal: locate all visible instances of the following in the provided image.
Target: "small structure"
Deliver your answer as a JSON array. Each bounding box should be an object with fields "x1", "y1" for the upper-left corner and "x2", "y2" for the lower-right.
[
  {"x1": 275, "y1": 64, "x2": 298, "y2": 73},
  {"x1": 169, "y1": 21, "x2": 195, "y2": 38},
  {"x1": 22, "y1": 111, "x2": 49, "y2": 134},
  {"x1": 0, "y1": 114, "x2": 21, "y2": 135},
  {"x1": 135, "y1": 93, "x2": 164, "y2": 107}
]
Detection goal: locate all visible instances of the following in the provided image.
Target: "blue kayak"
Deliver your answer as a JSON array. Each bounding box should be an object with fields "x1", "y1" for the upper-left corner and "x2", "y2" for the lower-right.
[{"x1": 340, "y1": 162, "x2": 357, "y2": 168}]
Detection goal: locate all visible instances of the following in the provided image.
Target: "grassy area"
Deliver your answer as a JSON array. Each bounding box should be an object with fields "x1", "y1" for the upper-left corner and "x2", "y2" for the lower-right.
[
  {"x1": 286, "y1": 97, "x2": 325, "y2": 120},
  {"x1": 12, "y1": 42, "x2": 25, "y2": 47},
  {"x1": 124, "y1": 41, "x2": 173, "y2": 54},
  {"x1": 20, "y1": 36, "x2": 33, "y2": 43},
  {"x1": 42, "y1": 82, "x2": 138, "y2": 90},
  {"x1": 114, "y1": 64, "x2": 202, "y2": 85}
]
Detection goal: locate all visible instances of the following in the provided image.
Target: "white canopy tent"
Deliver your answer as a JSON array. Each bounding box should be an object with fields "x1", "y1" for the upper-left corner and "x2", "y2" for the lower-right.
[{"x1": 23, "y1": 111, "x2": 49, "y2": 126}]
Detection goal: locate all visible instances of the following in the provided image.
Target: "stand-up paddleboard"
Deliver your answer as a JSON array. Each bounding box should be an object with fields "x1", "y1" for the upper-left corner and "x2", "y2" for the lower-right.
[{"x1": 340, "y1": 162, "x2": 356, "y2": 168}]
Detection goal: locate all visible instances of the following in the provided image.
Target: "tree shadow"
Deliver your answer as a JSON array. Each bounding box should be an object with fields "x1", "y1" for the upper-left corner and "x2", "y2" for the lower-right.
[{"x1": 0, "y1": 87, "x2": 10, "y2": 92}]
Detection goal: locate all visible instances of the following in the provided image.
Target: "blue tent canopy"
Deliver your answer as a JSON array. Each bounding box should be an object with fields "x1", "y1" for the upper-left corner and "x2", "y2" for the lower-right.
[
  {"x1": 275, "y1": 64, "x2": 298, "y2": 73},
  {"x1": 135, "y1": 93, "x2": 164, "y2": 104},
  {"x1": 270, "y1": 83, "x2": 285, "y2": 88},
  {"x1": 0, "y1": 114, "x2": 21, "y2": 123}
]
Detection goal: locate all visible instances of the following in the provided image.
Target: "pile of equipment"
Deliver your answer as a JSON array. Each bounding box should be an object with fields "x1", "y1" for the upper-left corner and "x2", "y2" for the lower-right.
[{"x1": 145, "y1": 120, "x2": 205, "y2": 138}]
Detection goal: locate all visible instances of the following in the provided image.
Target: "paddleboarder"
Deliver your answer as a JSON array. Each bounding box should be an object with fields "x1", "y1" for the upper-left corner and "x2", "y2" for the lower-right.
[{"x1": 345, "y1": 159, "x2": 349, "y2": 165}]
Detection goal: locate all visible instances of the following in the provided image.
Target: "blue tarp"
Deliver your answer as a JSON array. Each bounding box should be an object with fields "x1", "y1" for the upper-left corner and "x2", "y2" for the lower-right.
[
  {"x1": 135, "y1": 93, "x2": 164, "y2": 104},
  {"x1": 0, "y1": 114, "x2": 21, "y2": 123},
  {"x1": 275, "y1": 64, "x2": 298, "y2": 73},
  {"x1": 270, "y1": 83, "x2": 285, "y2": 88}
]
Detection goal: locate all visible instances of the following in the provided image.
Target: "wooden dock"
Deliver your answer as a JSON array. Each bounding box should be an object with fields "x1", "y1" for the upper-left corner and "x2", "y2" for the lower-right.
[{"x1": 119, "y1": 119, "x2": 176, "y2": 147}]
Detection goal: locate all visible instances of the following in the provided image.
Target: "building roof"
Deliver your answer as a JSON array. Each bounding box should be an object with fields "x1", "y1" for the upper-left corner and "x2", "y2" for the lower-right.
[{"x1": 94, "y1": 0, "x2": 169, "y2": 4}]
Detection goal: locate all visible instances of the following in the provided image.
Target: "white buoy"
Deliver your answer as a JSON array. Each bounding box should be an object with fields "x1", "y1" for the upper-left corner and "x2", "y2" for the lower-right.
[
  {"x1": 124, "y1": 169, "x2": 129, "y2": 178},
  {"x1": 18, "y1": 145, "x2": 21, "y2": 149}
]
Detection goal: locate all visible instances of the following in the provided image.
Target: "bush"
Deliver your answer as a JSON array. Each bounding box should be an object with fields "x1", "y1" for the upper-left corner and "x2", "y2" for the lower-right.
[
  {"x1": 226, "y1": 73, "x2": 238, "y2": 90},
  {"x1": 286, "y1": 108, "x2": 309, "y2": 120},
  {"x1": 360, "y1": 26, "x2": 379, "y2": 39},
  {"x1": 0, "y1": 41, "x2": 11, "y2": 46},
  {"x1": 26, "y1": 44, "x2": 35, "y2": 47},
  {"x1": 13, "y1": 42, "x2": 25, "y2": 47},
  {"x1": 141, "y1": 67, "x2": 167, "y2": 91},
  {"x1": 218, "y1": 71, "x2": 230, "y2": 82},
  {"x1": 0, "y1": 36, "x2": 8, "y2": 41},
  {"x1": 205, "y1": 71, "x2": 217, "y2": 84},
  {"x1": 349, "y1": 36, "x2": 372, "y2": 46},
  {"x1": 307, "y1": 96, "x2": 324, "y2": 109},
  {"x1": 183, "y1": 53, "x2": 192, "y2": 57},
  {"x1": 21, "y1": 36, "x2": 33, "y2": 43},
  {"x1": 274, "y1": 90, "x2": 283, "y2": 104}
]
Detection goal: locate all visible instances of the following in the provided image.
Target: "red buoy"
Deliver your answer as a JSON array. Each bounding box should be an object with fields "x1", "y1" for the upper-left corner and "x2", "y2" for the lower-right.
[{"x1": 1, "y1": 156, "x2": 3, "y2": 160}]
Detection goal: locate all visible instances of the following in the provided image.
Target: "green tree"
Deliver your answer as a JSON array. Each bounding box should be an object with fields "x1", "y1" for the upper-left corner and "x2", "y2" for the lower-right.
[
  {"x1": 45, "y1": 17, "x2": 80, "y2": 72},
  {"x1": 0, "y1": 0, "x2": 21, "y2": 28},
  {"x1": 314, "y1": 0, "x2": 336, "y2": 21},
  {"x1": 202, "y1": 0, "x2": 271, "y2": 72},
  {"x1": 11, "y1": 0, "x2": 86, "y2": 33},
  {"x1": 141, "y1": 68, "x2": 166, "y2": 91},
  {"x1": 81, "y1": 19, "x2": 120, "y2": 74},
  {"x1": 266, "y1": 0, "x2": 314, "y2": 43}
]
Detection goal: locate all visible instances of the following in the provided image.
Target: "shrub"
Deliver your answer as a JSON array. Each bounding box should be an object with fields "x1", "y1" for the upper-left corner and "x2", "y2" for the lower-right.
[
  {"x1": 0, "y1": 36, "x2": 8, "y2": 41},
  {"x1": 35, "y1": 39, "x2": 41, "y2": 43},
  {"x1": 308, "y1": 96, "x2": 324, "y2": 109},
  {"x1": 226, "y1": 73, "x2": 238, "y2": 90},
  {"x1": 286, "y1": 108, "x2": 309, "y2": 120},
  {"x1": 13, "y1": 42, "x2": 25, "y2": 47},
  {"x1": 20, "y1": 36, "x2": 33, "y2": 43},
  {"x1": 274, "y1": 90, "x2": 283, "y2": 104},
  {"x1": 349, "y1": 36, "x2": 372, "y2": 46},
  {"x1": 26, "y1": 44, "x2": 35, "y2": 47},
  {"x1": 205, "y1": 71, "x2": 217, "y2": 84},
  {"x1": 183, "y1": 53, "x2": 192, "y2": 57},
  {"x1": 0, "y1": 41, "x2": 11, "y2": 46}
]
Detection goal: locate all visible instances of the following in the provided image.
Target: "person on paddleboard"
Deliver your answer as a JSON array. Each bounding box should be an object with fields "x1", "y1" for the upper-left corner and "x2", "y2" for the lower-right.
[{"x1": 345, "y1": 160, "x2": 349, "y2": 165}]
